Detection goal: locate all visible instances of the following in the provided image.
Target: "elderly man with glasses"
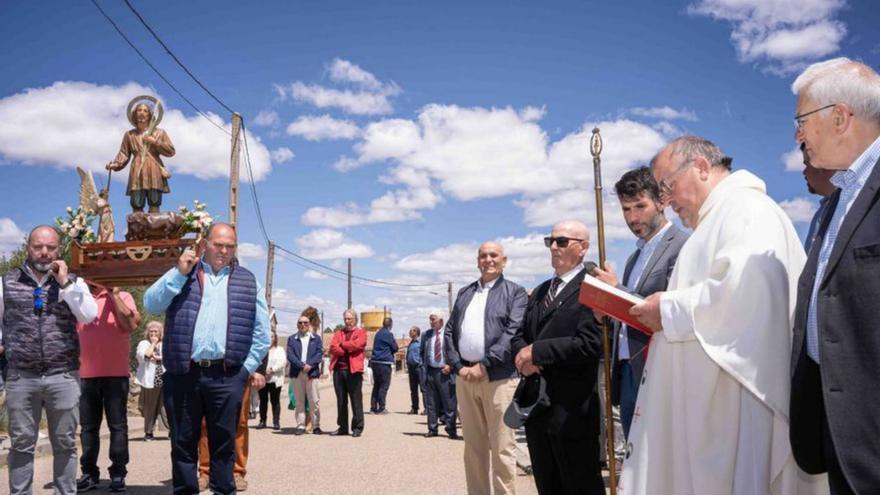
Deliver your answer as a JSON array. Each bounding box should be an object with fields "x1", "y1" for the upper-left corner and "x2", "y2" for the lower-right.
[
  {"x1": 789, "y1": 57, "x2": 880, "y2": 495},
  {"x1": 1, "y1": 225, "x2": 98, "y2": 495},
  {"x1": 618, "y1": 136, "x2": 828, "y2": 495}
]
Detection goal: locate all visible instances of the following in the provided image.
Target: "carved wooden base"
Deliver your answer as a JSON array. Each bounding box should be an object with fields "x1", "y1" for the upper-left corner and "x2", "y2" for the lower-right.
[
  {"x1": 70, "y1": 238, "x2": 194, "y2": 287},
  {"x1": 126, "y1": 211, "x2": 185, "y2": 241}
]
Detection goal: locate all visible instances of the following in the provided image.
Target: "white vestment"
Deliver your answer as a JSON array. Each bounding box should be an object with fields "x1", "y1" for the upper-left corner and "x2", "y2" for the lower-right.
[{"x1": 619, "y1": 170, "x2": 828, "y2": 495}]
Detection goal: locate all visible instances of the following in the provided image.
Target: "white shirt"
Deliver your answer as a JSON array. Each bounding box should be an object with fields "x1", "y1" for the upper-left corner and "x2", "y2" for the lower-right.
[
  {"x1": 299, "y1": 332, "x2": 311, "y2": 363},
  {"x1": 426, "y1": 328, "x2": 445, "y2": 368},
  {"x1": 135, "y1": 340, "x2": 162, "y2": 388},
  {"x1": 551, "y1": 265, "x2": 582, "y2": 298},
  {"x1": 459, "y1": 276, "x2": 499, "y2": 362},
  {"x1": 0, "y1": 264, "x2": 98, "y2": 328},
  {"x1": 267, "y1": 346, "x2": 287, "y2": 387}
]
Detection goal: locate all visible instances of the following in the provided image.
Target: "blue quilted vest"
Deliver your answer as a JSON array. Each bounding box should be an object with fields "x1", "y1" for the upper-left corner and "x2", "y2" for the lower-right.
[{"x1": 163, "y1": 262, "x2": 258, "y2": 374}]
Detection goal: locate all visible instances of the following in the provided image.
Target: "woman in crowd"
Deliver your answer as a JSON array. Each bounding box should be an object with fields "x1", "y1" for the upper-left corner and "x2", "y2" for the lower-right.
[
  {"x1": 135, "y1": 320, "x2": 168, "y2": 440},
  {"x1": 259, "y1": 331, "x2": 287, "y2": 430}
]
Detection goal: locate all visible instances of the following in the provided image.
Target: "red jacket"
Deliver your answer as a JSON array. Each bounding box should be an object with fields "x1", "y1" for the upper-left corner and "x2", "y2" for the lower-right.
[{"x1": 329, "y1": 327, "x2": 367, "y2": 373}]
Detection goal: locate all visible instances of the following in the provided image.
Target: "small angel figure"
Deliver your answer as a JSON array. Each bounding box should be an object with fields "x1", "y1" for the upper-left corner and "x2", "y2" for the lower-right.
[{"x1": 77, "y1": 166, "x2": 115, "y2": 243}]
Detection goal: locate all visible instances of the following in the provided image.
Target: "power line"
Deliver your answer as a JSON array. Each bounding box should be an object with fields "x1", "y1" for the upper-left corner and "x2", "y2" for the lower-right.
[
  {"x1": 240, "y1": 121, "x2": 271, "y2": 245},
  {"x1": 89, "y1": 0, "x2": 230, "y2": 136},
  {"x1": 122, "y1": 0, "x2": 236, "y2": 115}
]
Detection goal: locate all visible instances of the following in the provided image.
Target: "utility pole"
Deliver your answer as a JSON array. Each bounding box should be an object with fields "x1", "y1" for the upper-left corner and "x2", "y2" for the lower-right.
[
  {"x1": 347, "y1": 257, "x2": 352, "y2": 309},
  {"x1": 265, "y1": 240, "x2": 275, "y2": 309},
  {"x1": 228, "y1": 112, "x2": 242, "y2": 229},
  {"x1": 448, "y1": 281, "x2": 453, "y2": 316}
]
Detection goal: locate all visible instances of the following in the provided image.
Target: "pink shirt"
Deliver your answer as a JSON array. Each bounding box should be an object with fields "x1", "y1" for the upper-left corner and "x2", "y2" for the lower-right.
[{"x1": 77, "y1": 290, "x2": 139, "y2": 378}]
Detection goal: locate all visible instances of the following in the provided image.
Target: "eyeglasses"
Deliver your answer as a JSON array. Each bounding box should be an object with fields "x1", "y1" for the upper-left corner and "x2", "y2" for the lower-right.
[
  {"x1": 33, "y1": 287, "x2": 44, "y2": 312},
  {"x1": 297, "y1": 321, "x2": 310, "y2": 326},
  {"x1": 794, "y1": 103, "x2": 836, "y2": 132},
  {"x1": 657, "y1": 159, "x2": 695, "y2": 198},
  {"x1": 543, "y1": 236, "x2": 585, "y2": 248}
]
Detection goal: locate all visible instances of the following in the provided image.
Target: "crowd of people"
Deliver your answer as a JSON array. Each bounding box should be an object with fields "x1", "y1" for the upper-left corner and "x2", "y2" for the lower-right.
[{"x1": 1, "y1": 56, "x2": 878, "y2": 495}]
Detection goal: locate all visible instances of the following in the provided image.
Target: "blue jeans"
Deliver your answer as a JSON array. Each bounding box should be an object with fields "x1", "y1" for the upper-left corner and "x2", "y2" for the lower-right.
[
  {"x1": 163, "y1": 364, "x2": 248, "y2": 495},
  {"x1": 6, "y1": 369, "x2": 81, "y2": 495}
]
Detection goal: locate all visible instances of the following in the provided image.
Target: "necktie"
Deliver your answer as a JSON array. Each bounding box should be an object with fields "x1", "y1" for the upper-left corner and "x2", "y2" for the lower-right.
[
  {"x1": 543, "y1": 277, "x2": 562, "y2": 309},
  {"x1": 434, "y1": 330, "x2": 442, "y2": 363}
]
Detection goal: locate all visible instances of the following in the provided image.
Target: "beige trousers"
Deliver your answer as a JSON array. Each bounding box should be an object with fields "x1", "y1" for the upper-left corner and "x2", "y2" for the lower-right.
[
  {"x1": 291, "y1": 373, "x2": 321, "y2": 429},
  {"x1": 457, "y1": 375, "x2": 518, "y2": 495}
]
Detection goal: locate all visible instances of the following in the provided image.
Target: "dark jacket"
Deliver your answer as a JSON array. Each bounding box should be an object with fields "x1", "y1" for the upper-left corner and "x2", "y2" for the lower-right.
[
  {"x1": 2, "y1": 268, "x2": 80, "y2": 374},
  {"x1": 163, "y1": 263, "x2": 258, "y2": 374},
  {"x1": 370, "y1": 326, "x2": 398, "y2": 364},
  {"x1": 287, "y1": 332, "x2": 323, "y2": 379},
  {"x1": 444, "y1": 274, "x2": 528, "y2": 381},
  {"x1": 611, "y1": 224, "x2": 688, "y2": 404},
  {"x1": 512, "y1": 268, "x2": 602, "y2": 437},
  {"x1": 790, "y1": 154, "x2": 880, "y2": 494}
]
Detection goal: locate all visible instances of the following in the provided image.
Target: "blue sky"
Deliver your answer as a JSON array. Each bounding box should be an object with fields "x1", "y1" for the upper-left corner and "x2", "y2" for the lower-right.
[{"x1": 1, "y1": 0, "x2": 878, "y2": 335}]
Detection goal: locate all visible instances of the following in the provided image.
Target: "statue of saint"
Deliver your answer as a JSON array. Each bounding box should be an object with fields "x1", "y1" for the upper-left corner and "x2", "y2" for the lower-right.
[{"x1": 106, "y1": 96, "x2": 175, "y2": 213}]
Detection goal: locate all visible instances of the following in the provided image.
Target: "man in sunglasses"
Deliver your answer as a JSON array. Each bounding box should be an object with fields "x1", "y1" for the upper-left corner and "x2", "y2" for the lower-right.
[
  {"x1": 511, "y1": 220, "x2": 605, "y2": 494},
  {"x1": 619, "y1": 136, "x2": 825, "y2": 495},
  {"x1": 593, "y1": 166, "x2": 689, "y2": 444},
  {"x1": 444, "y1": 241, "x2": 527, "y2": 495},
  {"x1": 789, "y1": 58, "x2": 880, "y2": 495},
  {"x1": 1, "y1": 225, "x2": 98, "y2": 495}
]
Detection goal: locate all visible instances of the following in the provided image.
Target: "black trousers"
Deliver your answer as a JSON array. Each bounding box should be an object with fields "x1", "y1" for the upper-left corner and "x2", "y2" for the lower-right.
[
  {"x1": 525, "y1": 409, "x2": 604, "y2": 495},
  {"x1": 258, "y1": 382, "x2": 282, "y2": 424},
  {"x1": 333, "y1": 369, "x2": 364, "y2": 434},
  {"x1": 369, "y1": 362, "x2": 392, "y2": 412},
  {"x1": 164, "y1": 365, "x2": 248, "y2": 495},
  {"x1": 80, "y1": 377, "x2": 129, "y2": 479},
  {"x1": 424, "y1": 367, "x2": 457, "y2": 435},
  {"x1": 407, "y1": 366, "x2": 422, "y2": 411}
]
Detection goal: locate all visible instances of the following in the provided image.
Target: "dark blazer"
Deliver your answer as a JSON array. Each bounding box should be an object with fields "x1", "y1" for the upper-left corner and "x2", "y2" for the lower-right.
[
  {"x1": 611, "y1": 224, "x2": 688, "y2": 404},
  {"x1": 511, "y1": 268, "x2": 602, "y2": 437},
  {"x1": 287, "y1": 333, "x2": 323, "y2": 379},
  {"x1": 790, "y1": 155, "x2": 880, "y2": 494},
  {"x1": 420, "y1": 327, "x2": 445, "y2": 368},
  {"x1": 444, "y1": 275, "x2": 528, "y2": 381}
]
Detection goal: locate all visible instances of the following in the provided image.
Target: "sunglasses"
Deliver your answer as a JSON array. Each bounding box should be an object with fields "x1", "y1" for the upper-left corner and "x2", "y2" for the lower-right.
[
  {"x1": 543, "y1": 236, "x2": 585, "y2": 248},
  {"x1": 33, "y1": 287, "x2": 44, "y2": 312},
  {"x1": 297, "y1": 321, "x2": 310, "y2": 326}
]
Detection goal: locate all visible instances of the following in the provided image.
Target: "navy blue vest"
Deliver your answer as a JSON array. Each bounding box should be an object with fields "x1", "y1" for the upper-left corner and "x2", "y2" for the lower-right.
[{"x1": 163, "y1": 262, "x2": 258, "y2": 374}]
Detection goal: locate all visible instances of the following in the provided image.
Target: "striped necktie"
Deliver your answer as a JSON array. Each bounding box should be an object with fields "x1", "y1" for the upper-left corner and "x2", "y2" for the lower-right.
[{"x1": 543, "y1": 277, "x2": 562, "y2": 309}]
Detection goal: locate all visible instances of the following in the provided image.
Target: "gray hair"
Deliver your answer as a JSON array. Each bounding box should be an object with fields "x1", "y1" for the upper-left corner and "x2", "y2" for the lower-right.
[
  {"x1": 145, "y1": 320, "x2": 164, "y2": 337},
  {"x1": 343, "y1": 309, "x2": 358, "y2": 321},
  {"x1": 652, "y1": 135, "x2": 730, "y2": 171},
  {"x1": 792, "y1": 57, "x2": 880, "y2": 123}
]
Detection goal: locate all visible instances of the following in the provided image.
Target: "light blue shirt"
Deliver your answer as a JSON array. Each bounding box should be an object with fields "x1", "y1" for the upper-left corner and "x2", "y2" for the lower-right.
[
  {"x1": 144, "y1": 260, "x2": 270, "y2": 374},
  {"x1": 619, "y1": 221, "x2": 671, "y2": 360},
  {"x1": 807, "y1": 135, "x2": 880, "y2": 362}
]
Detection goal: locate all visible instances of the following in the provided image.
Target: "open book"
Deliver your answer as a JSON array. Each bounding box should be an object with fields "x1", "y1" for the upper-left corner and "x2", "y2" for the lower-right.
[{"x1": 578, "y1": 275, "x2": 653, "y2": 335}]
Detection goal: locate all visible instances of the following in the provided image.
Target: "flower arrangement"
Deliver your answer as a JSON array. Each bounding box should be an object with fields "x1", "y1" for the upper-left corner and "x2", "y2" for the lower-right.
[
  {"x1": 177, "y1": 200, "x2": 214, "y2": 240},
  {"x1": 55, "y1": 206, "x2": 97, "y2": 245}
]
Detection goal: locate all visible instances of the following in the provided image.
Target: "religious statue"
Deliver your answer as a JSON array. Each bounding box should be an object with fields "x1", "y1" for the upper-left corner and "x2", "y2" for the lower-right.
[
  {"x1": 106, "y1": 95, "x2": 175, "y2": 214},
  {"x1": 76, "y1": 166, "x2": 115, "y2": 243}
]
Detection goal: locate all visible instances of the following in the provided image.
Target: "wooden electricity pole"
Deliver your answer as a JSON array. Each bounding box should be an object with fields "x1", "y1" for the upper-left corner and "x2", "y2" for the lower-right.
[
  {"x1": 228, "y1": 112, "x2": 242, "y2": 229},
  {"x1": 265, "y1": 240, "x2": 275, "y2": 309},
  {"x1": 347, "y1": 257, "x2": 352, "y2": 309}
]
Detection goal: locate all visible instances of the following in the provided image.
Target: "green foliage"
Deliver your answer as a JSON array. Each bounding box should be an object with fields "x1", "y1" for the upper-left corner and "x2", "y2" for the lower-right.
[{"x1": 0, "y1": 243, "x2": 27, "y2": 277}]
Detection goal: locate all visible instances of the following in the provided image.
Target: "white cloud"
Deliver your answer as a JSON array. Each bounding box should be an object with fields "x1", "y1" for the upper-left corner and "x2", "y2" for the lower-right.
[
  {"x1": 328, "y1": 58, "x2": 383, "y2": 90},
  {"x1": 237, "y1": 242, "x2": 266, "y2": 261},
  {"x1": 253, "y1": 110, "x2": 279, "y2": 127},
  {"x1": 271, "y1": 147, "x2": 295, "y2": 164},
  {"x1": 628, "y1": 106, "x2": 698, "y2": 121},
  {"x1": 301, "y1": 187, "x2": 438, "y2": 227},
  {"x1": 303, "y1": 269, "x2": 329, "y2": 280},
  {"x1": 779, "y1": 196, "x2": 817, "y2": 223},
  {"x1": 290, "y1": 82, "x2": 396, "y2": 116},
  {"x1": 0, "y1": 218, "x2": 26, "y2": 257},
  {"x1": 0, "y1": 81, "x2": 273, "y2": 181},
  {"x1": 688, "y1": 0, "x2": 847, "y2": 73},
  {"x1": 783, "y1": 145, "x2": 805, "y2": 171},
  {"x1": 295, "y1": 229, "x2": 374, "y2": 259},
  {"x1": 286, "y1": 115, "x2": 360, "y2": 141}
]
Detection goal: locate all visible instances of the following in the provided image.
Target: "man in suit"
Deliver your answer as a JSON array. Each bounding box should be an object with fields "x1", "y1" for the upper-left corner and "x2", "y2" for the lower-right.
[
  {"x1": 512, "y1": 220, "x2": 605, "y2": 494},
  {"x1": 594, "y1": 166, "x2": 688, "y2": 438},
  {"x1": 790, "y1": 57, "x2": 880, "y2": 495},
  {"x1": 421, "y1": 314, "x2": 457, "y2": 438},
  {"x1": 445, "y1": 241, "x2": 528, "y2": 495}
]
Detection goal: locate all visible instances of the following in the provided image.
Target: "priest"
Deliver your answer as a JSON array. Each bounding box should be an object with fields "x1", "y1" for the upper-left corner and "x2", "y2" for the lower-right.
[{"x1": 620, "y1": 135, "x2": 827, "y2": 495}]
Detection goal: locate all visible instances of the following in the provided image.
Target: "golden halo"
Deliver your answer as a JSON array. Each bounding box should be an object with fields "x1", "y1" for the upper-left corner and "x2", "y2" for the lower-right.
[{"x1": 126, "y1": 95, "x2": 164, "y2": 127}]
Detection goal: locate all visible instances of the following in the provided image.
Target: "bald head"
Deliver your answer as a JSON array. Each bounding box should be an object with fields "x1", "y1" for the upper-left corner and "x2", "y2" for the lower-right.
[
  {"x1": 552, "y1": 220, "x2": 589, "y2": 241},
  {"x1": 548, "y1": 220, "x2": 590, "y2": 275},
  {"x1": 26, "y1": 225, "x2": 61, "y2": 273},
  {"x1": 477, "y1": 241, "x2": 507, "y2": 285},
  {"x1": 203, "y1": 222, "x2": 237, "y2": 272}
]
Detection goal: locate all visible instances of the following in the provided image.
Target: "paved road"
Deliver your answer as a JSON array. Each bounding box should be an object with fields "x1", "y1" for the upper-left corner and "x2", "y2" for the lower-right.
[{"x1": 1, "y1": 372, "x2": 546, "y2": 494}]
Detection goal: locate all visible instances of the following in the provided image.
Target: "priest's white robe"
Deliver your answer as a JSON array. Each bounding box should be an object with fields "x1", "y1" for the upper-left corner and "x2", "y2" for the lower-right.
[{"x1": 619, "y1": 170, "x2": 828, "y2": 495}]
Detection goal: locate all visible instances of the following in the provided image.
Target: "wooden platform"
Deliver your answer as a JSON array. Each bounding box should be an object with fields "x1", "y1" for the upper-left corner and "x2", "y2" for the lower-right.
[{"x1": 70, "y1": 238, "x2": 194, "y2": 287}]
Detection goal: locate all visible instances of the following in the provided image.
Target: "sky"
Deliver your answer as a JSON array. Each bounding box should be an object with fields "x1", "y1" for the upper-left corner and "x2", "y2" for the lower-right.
[{"x1": 1, "y1": 0, "x2": 878, "y2": 336}]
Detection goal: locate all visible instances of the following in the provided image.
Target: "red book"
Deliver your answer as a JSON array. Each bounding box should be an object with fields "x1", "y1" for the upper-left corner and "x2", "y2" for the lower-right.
[{"x1": 578, "y1": 276, "x2": 653, "y2": 335}]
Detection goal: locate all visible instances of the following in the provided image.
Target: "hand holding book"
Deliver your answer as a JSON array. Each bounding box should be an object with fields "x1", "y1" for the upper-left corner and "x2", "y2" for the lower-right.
[{"x1": 578, "y1": 275, "x2": 661, "y2": 335}]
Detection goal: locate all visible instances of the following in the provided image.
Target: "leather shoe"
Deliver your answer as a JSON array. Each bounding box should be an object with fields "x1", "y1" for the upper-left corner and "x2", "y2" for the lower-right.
[
  {"x1": 424, "y1": 431, "x2": 438, "y2": 438},
  {"x1": 329, "y1": 429, "x2": 348, "y2": 436},
  {"x1": 409, "y1": 409, "x2": 418, "y2": 415},
  {"x1": 448, "y1": 432, "x2": 460, "y2": 440},
  {"x1": 351, "y1": 430, "x2": 362, "y2": 437},
  {"x1": 256, "y1": 421, "x2": 266, "y2": 429},
  {"x1": 312, "y1": 427, "x2": 323, "y2": 435}
]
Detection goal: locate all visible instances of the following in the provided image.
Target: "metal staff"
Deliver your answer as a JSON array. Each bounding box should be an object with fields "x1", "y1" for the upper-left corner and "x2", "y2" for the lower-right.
[{"x1": 591, "y1": 127, "x2": 618, "y2": 492}]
